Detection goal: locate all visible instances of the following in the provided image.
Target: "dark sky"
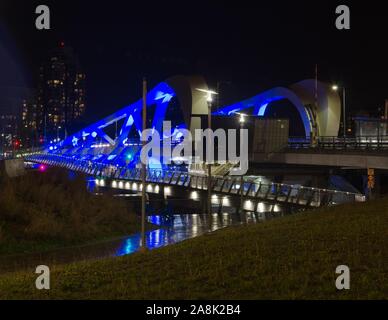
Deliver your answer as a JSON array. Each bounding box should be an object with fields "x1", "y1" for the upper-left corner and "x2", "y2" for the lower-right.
[{"x1": 0, "y1": 0, "x2": 387, "y2": 121}]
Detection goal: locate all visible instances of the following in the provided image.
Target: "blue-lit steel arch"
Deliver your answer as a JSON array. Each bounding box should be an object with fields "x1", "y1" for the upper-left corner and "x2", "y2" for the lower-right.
[
  {"x1": 213, "y1": 80, "x2": 341, "y2": 138},
  {"x1": 213, "y1": 87, "x2": 313, "y2": 137},
  {"x1": 50, "y1": 82, "x2": 178, "y2": 168},
  {"x1": 46, "y1": 77, "x2": 340, "y2": 169},
  {"x1": 47, "y1": 76, "x2": 210, "y2": 169}
]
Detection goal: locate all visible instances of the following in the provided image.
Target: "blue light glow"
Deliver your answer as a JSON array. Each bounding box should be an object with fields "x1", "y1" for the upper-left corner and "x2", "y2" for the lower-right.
[
  {"x1": 45, "y1": 82, "x2": 179, "y2": 169},
  {"x1": 214, "y1": 87, "x2": 312, "y2": 137},
  {"x1": 257, "y1": 103, "x2": 268, "y2": 116}
]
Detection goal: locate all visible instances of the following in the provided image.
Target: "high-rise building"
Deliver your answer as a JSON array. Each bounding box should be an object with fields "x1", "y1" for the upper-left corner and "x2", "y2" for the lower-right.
[
  {"x1": 0, "y1": 86, "x2": 33, "y2": 151},
  {"x1": 0, "y1": 114, "x2": 19, "y2": 154},
  {"x1": 37, "y1": 42, "x2": 86, "y2": 142},
  {"x1": 21, "y1": 96, "x2": 38, "y2": 147},
  {"x1": 22, "y1": 98, "x2": 38, "y2": 130}
]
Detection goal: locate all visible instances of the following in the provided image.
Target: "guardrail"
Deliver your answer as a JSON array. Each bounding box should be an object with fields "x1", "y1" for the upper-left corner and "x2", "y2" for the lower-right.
[
  {"x1": 289, "y1": 136, "x2": 388, "y2": 151},
  {"x1": 26, "y1": 153, "x2": 366, "y2": 208}
]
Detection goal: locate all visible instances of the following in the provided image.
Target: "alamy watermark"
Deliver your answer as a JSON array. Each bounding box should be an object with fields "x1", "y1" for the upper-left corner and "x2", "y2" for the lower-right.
[
  {"x1": 335, "y1": 265, "x2": 350, "y2": 290},
  {"x1": 35, "y1": 5, "x2": 50, "y2": 30},
  {"x1": 335, "y1": 5, "x2": 350, "y2": 30},
  {"x1": 140, "y1": 121, "x2": 249, "y2": 175},
  {"x1": 35, "y1": 265, "x2": 50, "y2": 290},
  {"x1": 35, "y1": 5, "x2": 350, "y2": 31}
]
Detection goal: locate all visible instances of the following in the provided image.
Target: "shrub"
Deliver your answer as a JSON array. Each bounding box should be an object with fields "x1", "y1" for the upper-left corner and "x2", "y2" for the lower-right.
[{"x1": 0, "y1": 167, "x2": 140, "y2": 249}]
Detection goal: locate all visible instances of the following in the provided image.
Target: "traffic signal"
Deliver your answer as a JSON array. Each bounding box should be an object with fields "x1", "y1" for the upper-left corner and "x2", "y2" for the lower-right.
[{"x1": 13, "y1": 139, "x2": 21, "y2": 148}]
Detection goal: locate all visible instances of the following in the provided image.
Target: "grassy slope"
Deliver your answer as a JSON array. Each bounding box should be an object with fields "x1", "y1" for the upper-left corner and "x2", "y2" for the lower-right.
[
  {"x1": 0, "y1": 168, "x2": 146, "y2": 255},
  {"x1": 0, "y1": 198, "x2": 387, "y2": 299}
]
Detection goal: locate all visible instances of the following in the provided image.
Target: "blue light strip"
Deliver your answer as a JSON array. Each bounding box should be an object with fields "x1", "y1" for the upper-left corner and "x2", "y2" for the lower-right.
[
  {"x1": 48, "y1": 82, "x2": 178, "y2": 168},
  {"x1": 214, "y1": 87, "x2": 312, "y2": 137},
  {"x1": 46, "y1": 81, "x2": 313, "y2": 169}
]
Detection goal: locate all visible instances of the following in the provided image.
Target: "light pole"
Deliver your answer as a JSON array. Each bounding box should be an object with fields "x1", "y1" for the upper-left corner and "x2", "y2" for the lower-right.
[
  {"x1": 332, "y1": 85, "x2": 346, "y2": 139},
  {"x1": 239, "y1": 113, "x2": 245, "y2": 213},
  {"x1": 44, "y1": 114, "x2": 47, "y2": 144},
  {"x1": 196, "y1": 88, "x2": 218, "y2": 215},
  {"x1": 140, "y1": 77, "x2": 147, "y2": 252},
  {"x1": 56, "y1": 126, "x2": 62, "y2": 141}
]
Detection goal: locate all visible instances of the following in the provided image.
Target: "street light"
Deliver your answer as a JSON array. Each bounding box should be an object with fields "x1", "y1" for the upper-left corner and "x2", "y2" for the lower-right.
[
  {"x1": 196, "y1": 88, "x2": 218, "y2": 101},
  {"x1": 141, "y1": 78, "x2": 148, "y2": 252},
  {"x1": 57, "y1": 126, "x2": 62, "y2": 141},
  {"x1": 332, "y1": 85, "x2": 346, "y2": 139},
  {"x1": 196, "y1": 88, "x2": 218, "y2": 215},
  {"x1": 238, "y1": 113, "x2": 246, "y2": 213}
]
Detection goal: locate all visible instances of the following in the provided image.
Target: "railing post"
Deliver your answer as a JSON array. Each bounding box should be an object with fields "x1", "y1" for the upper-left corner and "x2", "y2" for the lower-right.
[
  {"x1": 273, "y1": 183, "x2": 281, "y2": 202},
  {"x1": 169, "y1": 172, "x2": 175, "y2": 184},
  {"x1": 295, "y1": 187, "x2": 304, "y2": 205},
  {"x1": 228, "y1": 179, "x2": 236, "y2": 193},
  {"x1": 306, "y1": 190, "x2": 316, "y2": 207},
  {"x1": 245, "y1": 182, "x2": 254, "y2": 197},
  {"x1": 240, "y1": 176, "x2": 244, "y2": 212},
  {"x1": 264, "y1": 184, "x2": 272, "y2": 200},
  {"x1": 255, "y1": 182, "x2": 263, "y2": 198},
  {"x1": 285, "y1": 186, "x2": 292, "y2": 203},
  {"x1": 219, "y1": 178, "x2": 227, "y2": 193},
  {"x1": 182, "y1": 173, "x2": 189, "y2": 186}
]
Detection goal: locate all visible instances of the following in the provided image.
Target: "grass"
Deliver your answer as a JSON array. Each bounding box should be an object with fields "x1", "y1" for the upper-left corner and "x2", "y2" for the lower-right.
[
  {"x1": 0, "y1": 197, "x2": 387, "y2": 299},
  {"x1": 0, "y1": 167, "x2": 146, "y2": 255}
]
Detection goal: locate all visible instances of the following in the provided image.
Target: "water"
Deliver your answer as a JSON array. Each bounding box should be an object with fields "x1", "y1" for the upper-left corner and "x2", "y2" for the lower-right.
[
  {"x1": 0, "y1": 211, "x2": 279, "y2": 274},
  {"x1": 116, "y1": 212, "x2": 272, "y2": 256},
  {"x1": 0, "y1": 175, "x2": 287, "y2": 273}
]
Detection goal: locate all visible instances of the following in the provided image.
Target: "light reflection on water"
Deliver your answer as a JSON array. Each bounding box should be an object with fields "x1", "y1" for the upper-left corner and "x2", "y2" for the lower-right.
[
  {"x1": 116, "y1": 212, "x2": 272, "y2": 256},
  {"x1": 0, "y1": 210, "x2": 283, "y2": 274},
  {"x1": 85, "y1": 181, "x2": 287, "y2": 258}
]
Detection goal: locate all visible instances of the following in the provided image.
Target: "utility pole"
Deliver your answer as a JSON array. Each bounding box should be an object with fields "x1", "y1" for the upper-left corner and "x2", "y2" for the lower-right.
[
  {"x1": 342, "y1": 87, "x2": 346, "y2": 139},
  {"x1": 312, "y1": 64, "x2": 319, "y2": 146},
  {"x1": 57, "y1": 126, "x2": 62, "y2": 141},
  {"x1": 207, "y1": 99, "x2": 212, "y2": 215},
  {"x1": 44, "y1": 113, "x2": 47, "y2": 145},
  {"x1": 140, "y1": 78, "x2": 147, "y2": 252},
  {"x1": 195, "y1": 88, "x2": 218, "y2": 216},
  {"x1": 216, "y1": 81, "x2": 220, "y2": 112},
  {"x1": 240, "y1": 114, "x2": 244, "y2": 212}
]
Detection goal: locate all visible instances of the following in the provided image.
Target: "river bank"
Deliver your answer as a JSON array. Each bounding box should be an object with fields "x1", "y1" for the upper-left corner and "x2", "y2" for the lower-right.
[
  {"x1": 1, "y1": 197, "x2": 387, "y2": 299},
  {"x1": 0, "y1": 168, "x2": 151, "y2": 255}
]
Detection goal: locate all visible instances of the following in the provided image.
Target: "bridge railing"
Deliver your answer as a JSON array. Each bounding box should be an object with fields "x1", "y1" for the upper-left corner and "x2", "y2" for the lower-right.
[
  {"x1": 184, "y1": 174, "x2": 363, "y2": 207},
  {"x1": 289, "y1": 136, "x2": 388, "y2": 151},
  {"x1": 26, "y1": 153, "x2": 365, "y2": 208}
]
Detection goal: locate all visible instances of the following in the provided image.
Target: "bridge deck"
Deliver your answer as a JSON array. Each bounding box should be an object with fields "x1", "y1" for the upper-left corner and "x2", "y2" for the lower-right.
[{"x1": 26, "y1": 154, "x2": 365, "y2": 209}]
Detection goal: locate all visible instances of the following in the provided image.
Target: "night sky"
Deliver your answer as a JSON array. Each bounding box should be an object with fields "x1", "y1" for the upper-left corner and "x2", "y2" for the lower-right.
[{"x1": 0, "y1": 0, "x2": 387, "y2": 122}]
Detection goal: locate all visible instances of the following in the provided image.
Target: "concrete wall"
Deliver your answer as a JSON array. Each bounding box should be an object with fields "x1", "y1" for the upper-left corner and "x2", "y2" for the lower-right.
[
  {"x1": 0, "y1": 159, "x2": 25, "y2": 178},
  {"x1": 290, "y1": 80, "x2": 341, "y2": 137},
  {"x1": 166, "y1": 75, "x2": 209, "y2": 136},
  {"x1": 252, "y1": 152, "x2": 388, "y2": 170}
]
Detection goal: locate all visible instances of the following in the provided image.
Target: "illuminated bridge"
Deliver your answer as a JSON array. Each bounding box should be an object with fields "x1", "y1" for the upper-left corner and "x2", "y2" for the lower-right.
[
  {"x1": 29, "y1": 153, "x2": 364, "y2": 208},
  {"x1": 26, "y1": 75, "x2": 343, "y2": 169},
  {"x1": 24, "y1": 75, "x2": 366, "y2": 207}
]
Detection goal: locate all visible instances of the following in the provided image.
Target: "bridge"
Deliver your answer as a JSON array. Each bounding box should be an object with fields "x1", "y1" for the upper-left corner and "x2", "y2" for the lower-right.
[
  {"x1": 31, "y1": 75, "x2": 344, "y2": 169},
  {"x1": 251, "y1": 136, "x2": 388, "y2": 170},
  {"x1": 26, "y1": 153, "x2": 364, "y2": 209},
  {"x1": 21, "y1": 75, "x2": 373, "y2": 207}
]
